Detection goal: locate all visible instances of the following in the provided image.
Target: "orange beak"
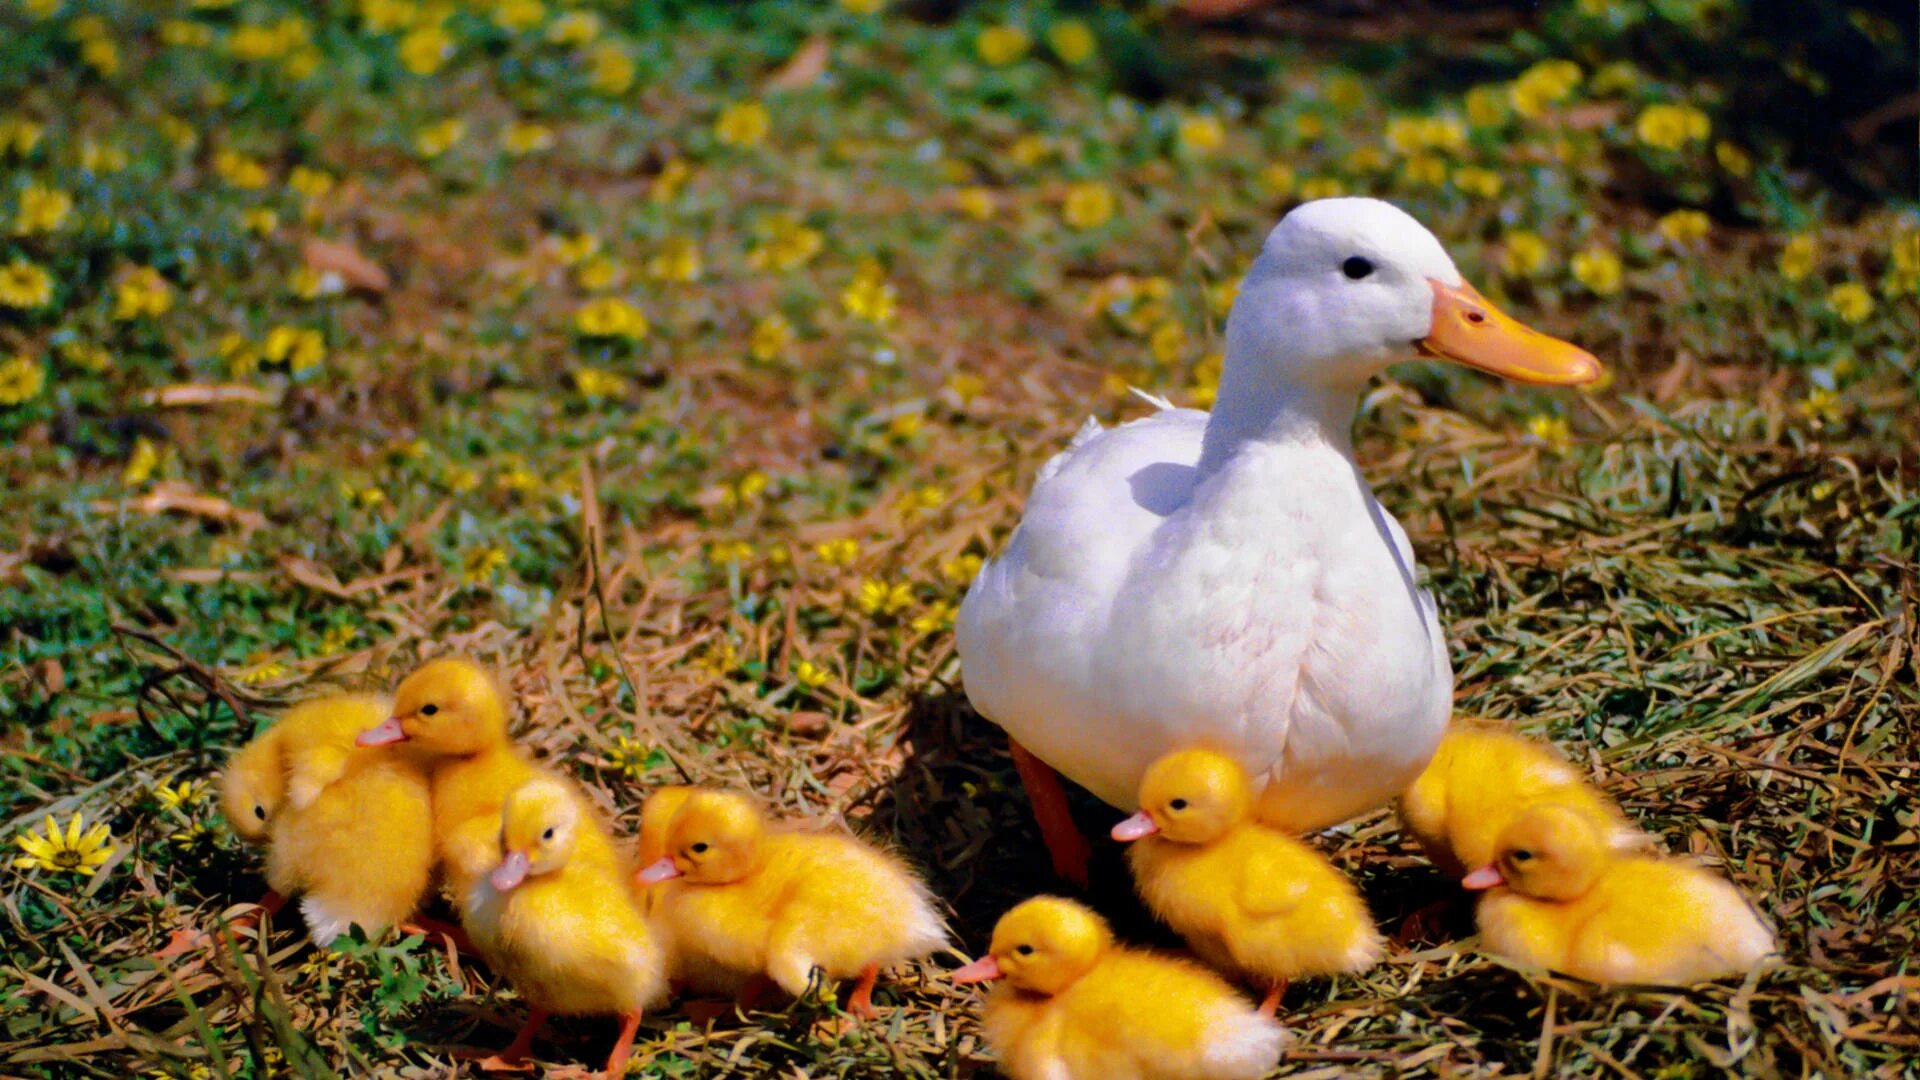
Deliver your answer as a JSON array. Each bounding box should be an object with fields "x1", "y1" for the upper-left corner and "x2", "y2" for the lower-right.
[
  {"x1": 950, "y1": 954, "x2": 1004, "y2": 984},
  {"x1": 1417, "y1": 279, "x2": 1603, "y2": 386},
  {"x1": 356, "y1": 718, "x2": 408, "y2": 746}
]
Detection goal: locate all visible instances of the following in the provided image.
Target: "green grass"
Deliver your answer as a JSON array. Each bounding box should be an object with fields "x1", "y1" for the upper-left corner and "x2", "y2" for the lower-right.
[{"x1": 1, "y1": 0, "x2": 1915, "y2": 1075}]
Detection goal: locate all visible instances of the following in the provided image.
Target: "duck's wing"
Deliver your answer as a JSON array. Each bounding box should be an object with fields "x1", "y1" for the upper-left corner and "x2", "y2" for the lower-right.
[{"x1": 956, "y1": 406, "x2": 1208, "y2": 735}]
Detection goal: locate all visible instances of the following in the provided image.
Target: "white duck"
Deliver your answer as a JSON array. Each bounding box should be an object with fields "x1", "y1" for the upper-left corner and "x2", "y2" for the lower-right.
[{"x1": 956, "y1": 198, "x2": 1601, "y2": 884}]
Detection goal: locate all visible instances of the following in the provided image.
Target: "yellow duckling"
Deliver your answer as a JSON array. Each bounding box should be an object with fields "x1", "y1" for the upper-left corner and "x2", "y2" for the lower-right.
[
  {"x1": 1398, "y1": 721, "x2": 1642, "y2": 880},
  {"x1": 635, "y1": 789, "x2": 946, "y2": 1017},
  {"x1": 463, "y1": 777, "x2": 667, "y2": 1075},
  {"x1": 634, "y1": 784, "x2": 694, "y2": 916},
  {"x1": 356, "y1": 657, "x2": 550, "y2": 895},
  {"x1": 1111, "y1": 747, "x2": 1382, "y2": 1012},
  {"x1": 204, "y1": 694, "x2": 436, "y2": 948},
  {"x1": 951, "y1": 896, "x2": 1287, "y2": 1080},
  {"x1": 1465, "y1": 804, "x2": 1777, "y2": 985}
]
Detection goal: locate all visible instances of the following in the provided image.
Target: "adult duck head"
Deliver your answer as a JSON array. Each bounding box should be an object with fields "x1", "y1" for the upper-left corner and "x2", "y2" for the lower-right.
[{"x1": 1199, "y1": 197, "x2": 1601, "y2": 470}]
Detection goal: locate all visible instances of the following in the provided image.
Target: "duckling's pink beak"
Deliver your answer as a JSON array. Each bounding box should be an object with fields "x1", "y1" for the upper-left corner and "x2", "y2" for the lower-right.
[
  {"x1": 635, "y1": 856, "x2": 682, "y2": 885},
  {"x1": 490, "y1": 850, "x2": 531, "y2": 891},
  {"x1": 356, "y1": 718, "x2": 408, "y2": 746},
  {"x1": 1460, "y1": 865, "x2": 1505, "y2": 890},
  {"x1": 1110, "y1": 811, "x2": 1159, "y2": 842},
  {"x1": 950, "y1": 954, "x2": 1003, "y2": 984}
]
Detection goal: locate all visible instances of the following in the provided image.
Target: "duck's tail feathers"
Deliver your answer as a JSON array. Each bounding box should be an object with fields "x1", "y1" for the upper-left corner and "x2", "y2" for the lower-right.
[{"x1": 1127, "y1": 386, "x2": 1177, "y2": 412}]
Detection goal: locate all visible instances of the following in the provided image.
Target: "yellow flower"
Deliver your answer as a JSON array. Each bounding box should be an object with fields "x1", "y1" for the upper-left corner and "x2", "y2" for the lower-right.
[
  {"x1": 260, "y1": 325, "x2": 325, "y2": 371},
  {"x1": 414, "y1": 118, "x2": 466, "y2": 158},
  {"x1": 1452, "y1": 166, "x2": 1503, "y2": 198},
  {"x1": 397, "y1": 24, "x2": 454, "y2": 75},
  {"x1": 1525, "y1": 414, "x2": 1572, "y2": 453},
  {"x1": 747, "y1": 214, "x2": 823, "y2": 272},
  {"x1": 749, "y1": 314, "x2": 793, "y2": 362},
  {"x1": 500, "y1": 121, "x2": 555, "y2": 155},
  {"x1": 646, "y1": 236, "x2": 702, "y2": 283},
  {"x1": 1502, "y1": 231, "x2": 1550, "y2": 278},
  {"x1": 588, "y1": 43, "x2": 634, "y2": 95},
  {"x1": 724, "y1": 472, "x2": 768, "y2": 505},
  {"x1": 1656, "y1": 209, "x2": 1710, "y2": 246},
  {"x1": 572, "y1": 365, "x2": 629, "y2": 398},
  {"x1": 0, "y1": 354, "x2": 46, "y2": 406},
  {"x1": 24, "y1": 0, "x2": 59, "y2": 17},
  {"x1": 650, "y1": 158, "x2": 690, "y2": 203},
  {"x1": 237, "y1": 661, "x2": 288, "y2": 685},
  {"x1": 792, "y1": 659, "x2": 832, "y2": 691},
  {"x1": 219, "y1": 332, "x2": 261, "y2": 378},
  {"x1": 841, "y1": 262, "x2": 897, "y2": 326},
  {"x1": 709, "y1": 540, "x2": 754, "y2": 565},
  {"x1": 213, "y1": 148, "x2": 269, "y2": 189},
  {"x1": 976, "y1": 24, "x2": 1031, "y2": 67},
  {"x1": 1509, "y1": 59, "x2": 1582, "y2": 118},
  {"x1": 58, "y1": 339, "x2": 110, "y2": 372},
  {"x1": 600, "y1": 734, "x2": 652, "y2": 779},
  {"x1": 77, "y1": 139, "x2": 128, "y2": 174},
  {"x1": 122, "y1": 436, "x2": 160, "y2": 484},
  {"x1": 1714, "y1": 141, "x2": 1752, "y2": 177},
  {"x1": 940, "y1": 553, "x2": 982, "y2": 586},
  {"x1": 1465, "y1": 84, "x2": 1508, "y2": 128},
  {"x1": 1826, "y1": 283, "x2": 1873, "y2": 324},
  {"x1": 902, "y1": 484, "x2": 946, "y2": 514},
  {"x1": 461, "y1": 545, "x2": 508, "y2": 584},
  {"x1": 912, "y1": 600, "x2": 956, "y2": 634},
  {"x1": 243, "y1": 207, "x2": 279, "y2": 235},
  {"x1": 1009, "y1": 134, "x2": 1050, "y2": 167},
  {"x1": 546, "y1": 9, "x2": 601, "y2": 45},
  {"x1": 493, "y1": 0, "x2": 545, "y2": 32},
  {"x1": 572, "y1": 255, "x2": 621, "y2": 291},
  {"x1": 1634, "y1": 103, "x2": 1710, "y2": 151},
  {"x1": 1776, "y1": 235, "x2": 1816, "y2": 282},
  {"x1": 1062, "y1": 181, "x2": 1114, "y2": 230},
  {"x1": 814, "y1": 537, "x2": 859, "y2": 566},
  {"x1": 12, "y1": 184, "x2": 72, "y2": 235},
  {"x1": 0, "y1": 259, "x2": 54, "y2": 309},
  {"x1": 114, "y1": 267, "x2": 174, "y2": 321},
  {"x1": 856, "y1": 578, "x2": 914, "y2": 617},
  {"x1": 1149, "y1": 321, "x2": 1186, "y2": 365},
  {"x1": 1570, "y1": 246, "x2": 1624, "y2": 295},
  {"x1": 714, "y1": 100, "x2": 770, "y2": 148},
  {"x1": 944, "y1": 373, "x2": 985, "y2": 406},
  {"x1": 840, "y1": 0, "x2": 887, "y2": 13},
  {"x1": 1402, "y1": 153, "x2": 1448, "y2": 187},
  {"x1": 955, "y1": 185, "x2": 996, "y2": 221},
  {"x1": 288, "y1": 165, "x2": 334, "y2": 200},
  {"x1": 0, "y1": 117, "x2": 44, "y2": 158},
  {"x1": 1261, "y1": 163, "x2": 1296, "y2": 198},
  {"x1": 153, "y1": 780, "x2": 207, "y2": 812},
  {"x1": 157, "y1": 114, "x2": 198, "y2": 151},
  {"x1": 575, "y1": 297, "x2": 648, "y2": 339},
  {"x1": 1046, "y1": 19, "x2": 1095, "y2": 65},
  {"x1": 318, "y1": 623, "x2": 356, "y2": 654},
  {"x1": 551, "y1": 231, "x2": 600, "y2": 266},
  {"x1": 13, "y1": 813, "x2": 115, "y2": 876},
  {"x1": 1177, "y1": 115, "x2": 1226, "y2": 157},
  {"x1": 1796, "y1": 386, "x2": 1844, "y2": 427},
  {"x1": 80, "y1": 34, "x2": 120, "y2": 77}
]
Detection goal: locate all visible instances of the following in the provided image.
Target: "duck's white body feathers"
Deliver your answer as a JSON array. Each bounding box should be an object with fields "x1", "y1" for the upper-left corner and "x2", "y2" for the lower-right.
[{"x1": 958, "y1": 404, "x2": 1452, "y2": 828}]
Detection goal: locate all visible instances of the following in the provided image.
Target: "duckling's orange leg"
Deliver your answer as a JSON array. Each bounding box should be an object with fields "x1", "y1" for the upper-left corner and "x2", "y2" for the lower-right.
[
  {"x1": 401, "y1": 914, "x2": 476, "y2": 955},
  {"x1": 154, "y1": 890, "x2": 288, "y2": 960},
  {"x1": 1011, "y1": 741, "x2": 1091, "y2": 889},
  {"x1": 846, "y1": 963, "x2": 882, "y2": 1019},
  {"x1": 477, "y1": 1006, "x2": 548, "y2": 1071},
  {"x1": 603, "y1": 1011, "x2": 642, "y2": 1078},
  {"x1": 1257, "y1": 980, "x2": 1287, "y2": 1018}
]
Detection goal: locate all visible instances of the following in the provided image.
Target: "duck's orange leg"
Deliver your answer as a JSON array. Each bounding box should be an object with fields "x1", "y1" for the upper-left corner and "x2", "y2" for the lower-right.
[
  {"x1": 475, "y1": 1006, "x2": 547, "y2": 1071},
  {"x1": 604, "y1": 1011, "x2": 642, "y2": 1078},
  {"x1": 846, "y1": 963, "x2": 881, "y2": 1019},
  {"x1": 1010, "y1": 740, "x2": 1091, "y2": 889},
  {"x1": 1258, "y1": 980, "x2": 1287, "y2": 1018},
  {"x1": 401, "y1": 914, "x2": 475, "y2": 955}
]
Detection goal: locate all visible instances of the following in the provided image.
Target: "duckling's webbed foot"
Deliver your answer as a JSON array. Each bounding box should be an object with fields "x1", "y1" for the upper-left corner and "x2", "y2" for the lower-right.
[{"x1": 845, "y1": 963, "x2": 882, "y2": 1019}]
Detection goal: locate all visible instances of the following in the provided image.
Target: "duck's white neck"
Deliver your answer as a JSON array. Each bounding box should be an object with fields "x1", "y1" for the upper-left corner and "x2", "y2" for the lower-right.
[{"x1": 1196, "y1": 353, "x2": 1366, "y2": 474}]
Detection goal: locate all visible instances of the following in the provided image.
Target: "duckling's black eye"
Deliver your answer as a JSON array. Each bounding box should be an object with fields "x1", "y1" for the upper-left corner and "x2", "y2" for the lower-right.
[
  {"x1": 1014, "y1": 944, "x2": 1034, "y2": 956},
  {"x1": 541, "y1": 827, "x2": 555, "y2": 841},
  {"x1": 1168, "y1": 799, "x2": 1188, "y2": 812},
  {"x1": 1511, "y1": 849, "x2": 1534, "y2": 862},
  {"x1": 1342, "y1": 256, "x2": 1374, "y2": 280},
  {"x1": 254, "y1": 805, "x2": 268, "y2": 820},
  {"x1": 420, "y1": 704, "x2": 439, "y2": 716},
  {"x1": 690, "y1": 842, "x2": 710, "y2": 855}
]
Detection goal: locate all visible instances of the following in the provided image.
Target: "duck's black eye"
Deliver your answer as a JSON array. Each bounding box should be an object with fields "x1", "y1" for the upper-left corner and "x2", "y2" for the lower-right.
[
  {"x1": 1511, "y1": 849, "x2": 1534, "y2": 862},
  {"x1": 542, "y1": 827, "x2": 555, "y2": 841},
  {"x1": 690, "y1": 842, "x2": 710, "y2": 855},
  {"x1": 1014, "y1": 944, "x2": 1034, "y2": 956},
  {"x1": 1168, "y1": 798, "x2": 1188, "y2": 812},
  {"x1": 420, "y1": 704, "x2": 439, "y2": 716},
  {"x1": 254, "y1": 805, "x2": 268, "y2": 820},
  {"x1": 1342, "y1": 256, "x2": 1374, "y2": 280}
]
